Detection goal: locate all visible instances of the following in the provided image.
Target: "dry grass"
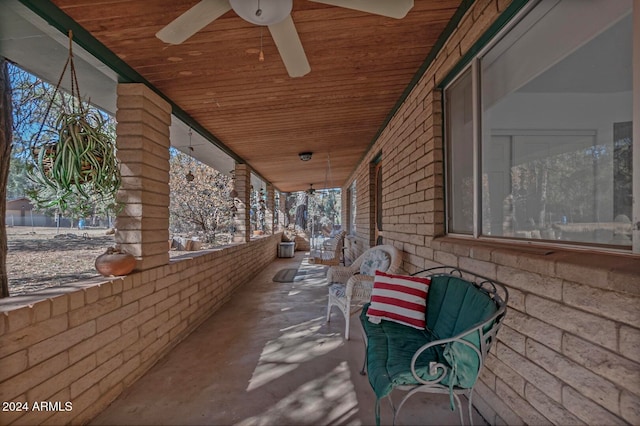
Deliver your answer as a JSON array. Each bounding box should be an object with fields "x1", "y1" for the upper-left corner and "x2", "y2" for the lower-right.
[
  {"x1": 6, "y1": 227, "x2": 115, "y2": 296},
  {"x1": 5, "y1": 226, "x2": 228, "y2": 297}
]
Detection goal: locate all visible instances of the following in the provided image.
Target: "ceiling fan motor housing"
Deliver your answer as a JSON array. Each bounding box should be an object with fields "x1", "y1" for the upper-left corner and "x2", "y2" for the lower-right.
[{"x1": 229, "y1": 0, "x2": 292, "y2": 26}]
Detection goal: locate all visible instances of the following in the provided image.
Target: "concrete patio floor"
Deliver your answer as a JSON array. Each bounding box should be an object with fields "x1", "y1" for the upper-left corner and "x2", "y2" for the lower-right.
[{"x1": 91, "y1": 251, "x2": 487, "y2": 426}]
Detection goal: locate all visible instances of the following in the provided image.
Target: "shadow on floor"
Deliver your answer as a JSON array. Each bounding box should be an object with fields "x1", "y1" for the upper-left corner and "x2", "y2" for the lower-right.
[{"x1": 91, "y1": 252, "x2": 487, "y2": 426}]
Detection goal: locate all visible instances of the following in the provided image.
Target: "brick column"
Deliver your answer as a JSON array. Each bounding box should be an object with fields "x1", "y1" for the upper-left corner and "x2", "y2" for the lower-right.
[
  {"x1": 428, "y1": 89, "x2": 445, "y2": 238},
  {"x1": 279, "y1": 192, "x2": 289, "y2": 228},
  {"x1": 233, "y1": 163, "x2": 251, "y2": 242},
  {"x1": 115, "y1": 84, "x2": 171, "y2": 270},
  {"x1": 275, "y1": 190, "x2": 284, "y2": 232},
  {"x1": 266, "y1": 184, "x2": 274, "y2": 234}
]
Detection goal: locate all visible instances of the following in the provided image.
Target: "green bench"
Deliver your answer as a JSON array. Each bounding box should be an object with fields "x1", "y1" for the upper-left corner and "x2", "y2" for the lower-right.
[{"x1": 358, "y1": 267, "x2": 508, "y2": 425}]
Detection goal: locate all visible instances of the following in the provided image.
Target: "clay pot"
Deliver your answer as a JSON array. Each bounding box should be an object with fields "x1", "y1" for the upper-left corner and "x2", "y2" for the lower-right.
[{"x1": 95, "y1": 248, "x2": 136, "y2": 276}]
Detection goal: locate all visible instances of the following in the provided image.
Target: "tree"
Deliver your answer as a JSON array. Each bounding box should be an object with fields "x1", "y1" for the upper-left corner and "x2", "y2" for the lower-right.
[
  {"x1": 291, "y1": 192, "x2": 307, "y2": 230},
  {"x1": 168, "y1": 149, "x2": 233, "y2": 243},
  {"x1": 1, "y1": 57, "x2": 14, "y2": 297},
  {"x1": 286, "y1": 189, "x2": 341, "y2": 236},
  {"x1": 7, "y1": 62, "x2": 53, "y2": 200},
  {"x1": 314, "y1": 189, "x2": 341, "y2": 229}
]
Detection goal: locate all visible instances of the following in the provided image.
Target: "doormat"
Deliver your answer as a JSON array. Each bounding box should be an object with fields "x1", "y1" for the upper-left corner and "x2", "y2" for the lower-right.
[{"x1": 273, "y1": 269, "x2": 298, "y2": 282}]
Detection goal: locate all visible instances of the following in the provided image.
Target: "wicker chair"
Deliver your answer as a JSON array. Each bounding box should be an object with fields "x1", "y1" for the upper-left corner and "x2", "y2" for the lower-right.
[
  {"x1": 326, "y1": 245, "x2": 402, "y2": 339},
  {"x1": 310, "y1": 230, "x2": 346, "y2": 266}
]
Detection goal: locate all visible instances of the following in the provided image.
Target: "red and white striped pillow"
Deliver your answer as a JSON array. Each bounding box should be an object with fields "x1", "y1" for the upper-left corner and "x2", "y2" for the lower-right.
[{"x1": 366, "y1": 270, "x2": 431, "y2": 329}]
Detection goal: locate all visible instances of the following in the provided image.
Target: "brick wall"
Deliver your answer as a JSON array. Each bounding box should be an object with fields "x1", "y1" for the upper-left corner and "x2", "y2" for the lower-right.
[
  {"x1": 431, "y1": 239, "x2": 640, "y2": 425},
  {"x1": 233, "y1": 164, "x2": 251, "y2": 243},
  {"x1": 115, "y1": 84, "x2": 171, "y2": 271},
  {"x1": 0, "y1": 234, "x2": 280, "y2": 425},
  {"x1": 343, "y1": 0, "x2": 640, "y2": 424}
]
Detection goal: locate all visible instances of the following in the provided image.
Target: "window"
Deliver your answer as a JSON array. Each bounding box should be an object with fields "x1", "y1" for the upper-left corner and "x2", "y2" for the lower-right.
[
  {"x1": 446, "y1": 69, "x2": 474, "y2": 234},
  {"x1": 445, "y1": 0, "x2": 636, "y2": 249},
  {"x1": 348, "y1": 181, "x2": 357, "y2": 235},
  {"x1": 374, "y1": 160, "x2": 383, "y2": 245}
]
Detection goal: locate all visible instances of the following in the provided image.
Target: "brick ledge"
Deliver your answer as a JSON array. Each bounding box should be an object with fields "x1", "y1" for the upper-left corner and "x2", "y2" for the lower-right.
[{"x1": 432, "y1": 236, "x2": 640, "y2": 296}]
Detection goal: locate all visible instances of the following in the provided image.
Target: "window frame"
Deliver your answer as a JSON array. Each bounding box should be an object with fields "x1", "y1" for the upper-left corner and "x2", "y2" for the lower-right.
[
  {"x1": 373, "y1": 156, "x2": 383, "y2": 246},
  {"x1": 443, "y1": 0, "x2": 638, "y2": 253}
]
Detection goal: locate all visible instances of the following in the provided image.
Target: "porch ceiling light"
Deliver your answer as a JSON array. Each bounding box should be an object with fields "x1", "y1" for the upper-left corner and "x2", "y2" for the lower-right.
[
  {"x1": 299, "y1": 152, "x2": 313, "y2": 161},
  {"x1": 230, "y1": 0, "x2": 292, "y2": 26},
  {"x1": 307, "y1": 183, "x2": 315, "y2": 195}
]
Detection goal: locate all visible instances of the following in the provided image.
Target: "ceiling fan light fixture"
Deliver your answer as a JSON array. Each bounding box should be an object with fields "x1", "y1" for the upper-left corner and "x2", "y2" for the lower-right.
[
  {"x1": 299, "y1": 152, "x2": 313, "y2": 161},
  {"x1": 307, "y1": 184, "x2": 315, "y2": 195},
  {"x1": 230, "y1": 0, "x2": 292, "y2": 26}
]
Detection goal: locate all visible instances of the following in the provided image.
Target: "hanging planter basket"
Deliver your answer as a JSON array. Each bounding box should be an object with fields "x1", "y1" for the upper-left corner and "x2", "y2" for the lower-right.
[
  {"x1": 28, "y1": 30, "x2": 121, "y2": 212},
  {"x1": 32, "y1": 112, "x2": 112, "y2": 184}
]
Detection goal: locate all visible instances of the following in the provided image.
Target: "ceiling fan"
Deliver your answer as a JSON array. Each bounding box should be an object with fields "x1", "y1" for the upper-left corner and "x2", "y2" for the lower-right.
[{"x1": 156, "y1": 0, "x2": 414, "y2": 78}]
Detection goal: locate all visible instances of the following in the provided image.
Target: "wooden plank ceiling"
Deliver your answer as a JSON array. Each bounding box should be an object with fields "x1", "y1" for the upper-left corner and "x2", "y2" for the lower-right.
[{"x1": 51, "y1": 0, "x2": 462, "y2": 192}]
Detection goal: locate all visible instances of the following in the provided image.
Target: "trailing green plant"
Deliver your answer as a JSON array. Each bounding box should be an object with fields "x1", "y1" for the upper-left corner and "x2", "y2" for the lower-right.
[
  {"x1": 26, "y1": 30, "x2": 121, "y2": 215},
  {"x1": 29, "y1": 109, "x2": 120, "y2": 212}
]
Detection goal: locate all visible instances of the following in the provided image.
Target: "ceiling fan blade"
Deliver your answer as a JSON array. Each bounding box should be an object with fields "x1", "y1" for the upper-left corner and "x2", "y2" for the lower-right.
[
  {"x1": 309, "y1": 0, "x2": 413, "y2": 19},
  {"x1": 268, "y1": 15, "x2": 311, "y2": 78},
  {"x1": 156, "y1": 0, "x2": 232, "y2": 44}
]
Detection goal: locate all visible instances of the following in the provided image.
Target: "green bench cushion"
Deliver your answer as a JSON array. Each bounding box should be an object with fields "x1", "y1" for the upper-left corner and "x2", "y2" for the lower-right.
[
  {"x1": 360, "y1": 275, "x2": 499, "y2": 401},
  {"x1": 427, "y1": 276, "x2": 498, "y2": 340},
  {"x1": 361, "y1": 304, "x2": 445, "y2": 399}
]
